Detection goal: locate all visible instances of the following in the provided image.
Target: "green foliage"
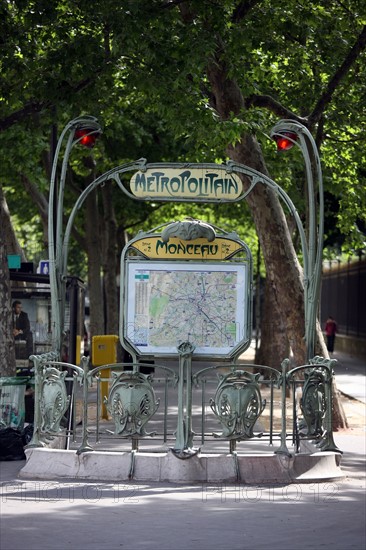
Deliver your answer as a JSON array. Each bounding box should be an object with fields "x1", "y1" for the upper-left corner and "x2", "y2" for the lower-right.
[{"x1": 1, "y1": 0, "x2": 365, "y2": 272}]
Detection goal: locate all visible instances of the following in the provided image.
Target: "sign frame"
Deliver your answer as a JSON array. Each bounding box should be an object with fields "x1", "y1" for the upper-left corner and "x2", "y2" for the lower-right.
[
  {"x1": 129, "y1": 166, "x2": 243, "y2": 201},
  {"x1": 124, "y1": 260, "x2": 249, "y2": 357},
  {"x1": 119, "y1": 221, "x2": 253, "y2": 361}
]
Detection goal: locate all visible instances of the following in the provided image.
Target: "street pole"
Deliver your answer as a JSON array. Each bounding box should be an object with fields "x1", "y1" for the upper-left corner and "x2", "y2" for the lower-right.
[
  {"x1": 270, "y1": 120, "x2": 324, "y2": 361},
  {"x1": 48, "y1": 116, "x2": 101, "y2": 354}
]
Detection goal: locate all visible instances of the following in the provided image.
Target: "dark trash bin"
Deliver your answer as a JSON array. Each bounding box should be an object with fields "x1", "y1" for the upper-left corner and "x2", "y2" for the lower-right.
[{"x1": 0, "y1": 427, "x2": 26, "y2": 461}]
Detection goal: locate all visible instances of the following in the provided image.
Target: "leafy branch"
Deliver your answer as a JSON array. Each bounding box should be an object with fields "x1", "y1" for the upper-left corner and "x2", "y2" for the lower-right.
[{"x1": 308, "y1": 25, "x2": 366, "y2": 127}]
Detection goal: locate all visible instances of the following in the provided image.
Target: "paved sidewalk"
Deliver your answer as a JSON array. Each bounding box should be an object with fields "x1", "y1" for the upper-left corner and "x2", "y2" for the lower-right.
[
  {"x1": 240, "y1": 345, "x2": 366, "y2": 404},
  {"x1": 1, "y1": 430, "x2": 365, "y2": 550},
  {"x1": 331, "y1": 350, "x2": 366, "y2": 404},
  {"x1": 1, "y1": 349, "x2": 365, "y2": 550}
]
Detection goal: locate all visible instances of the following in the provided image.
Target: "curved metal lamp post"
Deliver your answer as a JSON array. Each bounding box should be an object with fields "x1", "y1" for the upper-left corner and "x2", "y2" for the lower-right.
[
  {"x1": 48, "y1": 116, "x2": 323, "y2": 365},
  {"x1": 44, "y1": 116, "x2": 329, "y2": 459},
  {"x1": 270, "y1": 120, "x2": 324, "y2": 360},
  {"x1": 48, "y1": 116, "x2": 102, "y2": 353}
]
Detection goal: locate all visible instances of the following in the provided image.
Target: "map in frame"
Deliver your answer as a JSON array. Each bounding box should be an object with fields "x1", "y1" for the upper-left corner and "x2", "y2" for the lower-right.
[{"x1": 125, "y1": 261, "x2": 248, "y2": 356}]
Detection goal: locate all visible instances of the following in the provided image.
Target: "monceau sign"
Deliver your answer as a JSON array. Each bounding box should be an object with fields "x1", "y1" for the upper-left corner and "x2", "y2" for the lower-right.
[
  {"x1": 131, "y1": 236, "x2": 243, "y2": 260},
  {"x1": 130, "y1": 167, "x2": 243, "y2": 201}
]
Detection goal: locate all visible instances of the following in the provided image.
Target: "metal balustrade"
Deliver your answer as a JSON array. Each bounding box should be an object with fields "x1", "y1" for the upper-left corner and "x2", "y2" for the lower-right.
[{"x1": 25, "y1": 352, "x2": 342, "y2": 457}]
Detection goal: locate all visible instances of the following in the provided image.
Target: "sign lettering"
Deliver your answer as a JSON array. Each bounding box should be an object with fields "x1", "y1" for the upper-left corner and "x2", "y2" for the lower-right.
[
  {"x1": 130, "y1": 168, "x2": 243, "y2": 200},
  {"x1": 131, "y1": 237, "x2": 242, "y2": 260}
]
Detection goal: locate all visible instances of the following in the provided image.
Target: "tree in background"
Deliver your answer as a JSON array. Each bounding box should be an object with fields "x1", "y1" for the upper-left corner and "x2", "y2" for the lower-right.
[
  {"x1": 0, "y1": 1, "x2": 365, "y2": 403},
  {"x1": 0, "y1": 185, "x2": 21, "y2": 376}
]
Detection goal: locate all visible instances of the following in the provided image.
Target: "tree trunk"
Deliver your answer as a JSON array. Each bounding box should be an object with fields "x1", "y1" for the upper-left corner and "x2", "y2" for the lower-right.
[
  {"x1": 205, "y1": 57, "x2": 306, "y2": 362},
  {"x1": 0, "y1": 185, "x2": 23, "y2": 376},
  {"x1": 206, "y1": 52, "x2": 347, "y2": 428},
  {"x1": 228, "y1": 135, "x2": 307, "y2": 365},
  {"x1": 0, "y1": 189, "x2": 16, "y2": 376},
  {"x1": 255, "y1": 278, "x2": 290, "y2": 369},
  {"x1": 0, "y1": 185, "x2": 27, "y2": 260},
  {"x1": 85, "y1": 188, "x2": 104, "y2": 349},
  {"x1": 0, "y1": 246, "x2": 16, "y2": 376},
  {"x1": 101, "y1": 184, "x2": 119, "y2": 336},
  {"x1": 332, "y1": 381, "x2": 348, "y2": 431}
]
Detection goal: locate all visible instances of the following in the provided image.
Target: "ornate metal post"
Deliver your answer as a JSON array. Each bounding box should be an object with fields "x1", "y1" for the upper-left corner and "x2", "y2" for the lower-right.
[
  {"x1": 173, "y1": 342, "x2": 199, "y2": 458},
  {"x1": 275, "y1": 358, "x2": 291, "y2": 456},
  {"x1": 76, "y1": 356, "x2": 93, "y2": 454},
  {"x1": 312, "y1": 359, "x2": 341, "y2": 453},
  {"x1": 26, "y1": 354, "x2": 46, "y2": 448}
]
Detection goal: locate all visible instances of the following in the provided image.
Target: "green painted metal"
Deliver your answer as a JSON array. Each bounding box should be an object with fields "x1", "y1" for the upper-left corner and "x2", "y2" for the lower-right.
[
  {"x1": 209, "y1": 370, "x2": 266, "y2": 439},
  {"x1": 106, "y1": 371, "x2": 159, "y2": 436},
  {"x1": 26, "y1": 352, "x2": 83, "y2": 449},
  {"x1": 275, "y1": 359, "x2": 292, "y2": 457},
  {"x1": 173, "y1": 342, "x2": 200, "y2": 458},
  {"x1": 49, "y1": 117, "x2": 323, "y2": 363},
  {"x1": 48, "y1": 116, "x2": 102, "y2": 354},
  {"x1": 161, "y1": 219, "x2": 216, "y2": 241},
  {"x1": 270, "y1": 121, "x2": 324, "y2": 360},
  {"x1": 45, "y1": 116, "x2": 329, "y2": 466},
  {"x1": 76, "y1": 361, "x2": 178, "y2": 453},
  {"x1": 300, "y1": 368, "x2": 327, "y2": 437},
  {"x1": 119, "y1": 220, "x2": 253, "y2": 361},
  {"x1": 39, "y1": 367, "x2": 69, "y2": 433},
  {"x1": 77, "y1": 356, "x2": 93, "y2": 454},
  {"x1": 28, "y1": 352, "x2": 342, "y2": 457},
  {"x1": 286, "y1": 356, "x2": 341, "y2": 453},
  {"x1": 195, "y1": 362, "x2": 283, "y2": 453},
  {"x1": 26, "y1": 351, "x2": 59, "y2": 448}
]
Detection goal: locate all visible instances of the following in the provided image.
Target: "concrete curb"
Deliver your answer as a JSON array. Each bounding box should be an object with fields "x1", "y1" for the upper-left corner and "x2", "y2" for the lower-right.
[{"x1": 20, "y1": 447, "x2": 345, "y2": 484}]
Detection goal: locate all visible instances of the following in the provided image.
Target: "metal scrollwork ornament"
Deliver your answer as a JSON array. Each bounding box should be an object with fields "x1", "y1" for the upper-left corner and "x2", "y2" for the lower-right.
[
  {"x1": 300, "y1": 367, "x2": 327, "y2": 437},
  {"x1": 106, "y1": 371, "x2": 159, "y2": 437},
  {"x1": 210, "y1": 370, "x2": 266, "y2": 439},
  {"x1": 40, "y1": 367, "x2": 70, "y2": 433}
]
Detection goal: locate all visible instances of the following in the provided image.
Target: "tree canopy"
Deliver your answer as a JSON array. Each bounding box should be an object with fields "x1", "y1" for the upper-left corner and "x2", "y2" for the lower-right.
[
  {"x1": 1, "y1": 1, "x2": 365, "y2": 384},
  {"x1": 1, "y1": 0, "x2": 365, "y2": 257}
]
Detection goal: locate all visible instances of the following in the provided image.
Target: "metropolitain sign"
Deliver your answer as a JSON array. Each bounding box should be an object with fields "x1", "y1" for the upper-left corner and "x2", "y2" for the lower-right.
[{"x1": 130, "y1": 168, "x2": 243, "y2": 200}]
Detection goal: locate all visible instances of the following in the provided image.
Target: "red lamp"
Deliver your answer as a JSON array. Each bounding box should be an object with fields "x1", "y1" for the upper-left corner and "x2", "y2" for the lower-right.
[
  {"x1": 74, "y1": 128, "x2": 100, "y2": 149},
  {"x1": 274, "y1": 131, "x2": 297, "y2": 151}
]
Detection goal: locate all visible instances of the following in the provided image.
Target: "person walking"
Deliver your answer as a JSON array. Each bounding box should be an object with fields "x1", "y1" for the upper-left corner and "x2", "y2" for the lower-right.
[{"x1": 325, "y1": 315, "x2": 337, "y2": 353}]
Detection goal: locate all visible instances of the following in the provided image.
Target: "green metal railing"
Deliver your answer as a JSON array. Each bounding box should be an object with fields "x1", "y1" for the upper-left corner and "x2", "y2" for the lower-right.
[{"x1": 25, "y1": 352, "x2": 341, "y2": 457}]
